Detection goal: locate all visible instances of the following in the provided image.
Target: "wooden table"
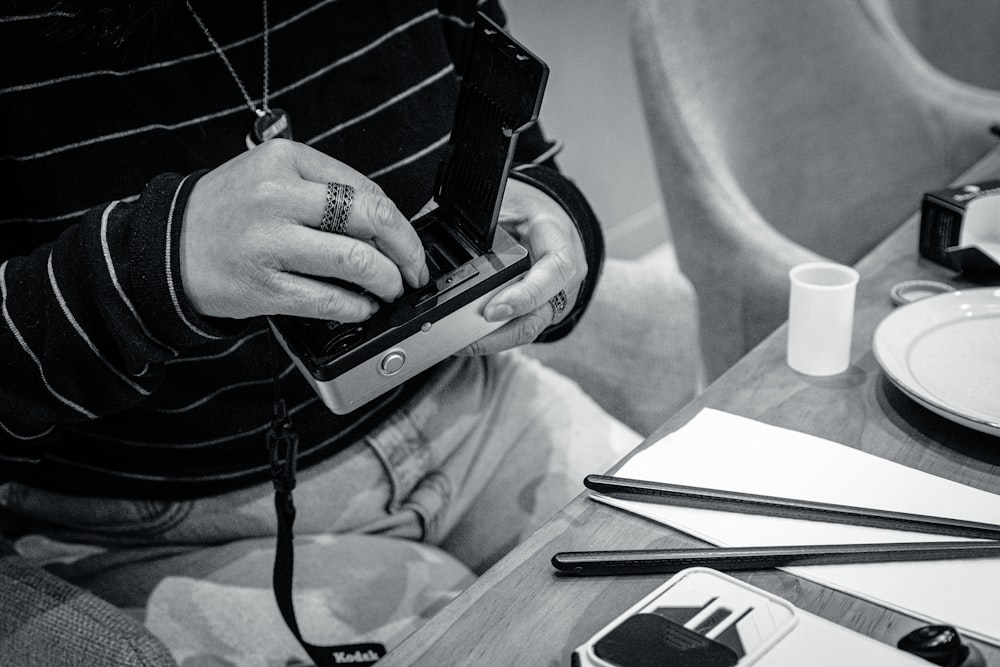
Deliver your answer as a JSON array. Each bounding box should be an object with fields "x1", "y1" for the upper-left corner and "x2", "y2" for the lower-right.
[{"x1": 380, "y1": 150, "x2": 1000, "y2": 666}]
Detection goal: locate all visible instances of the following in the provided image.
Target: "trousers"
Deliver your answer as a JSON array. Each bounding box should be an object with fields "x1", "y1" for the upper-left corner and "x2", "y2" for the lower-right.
[{"x1": 4, "y1": 350, "x2": 641, "y2": 666}]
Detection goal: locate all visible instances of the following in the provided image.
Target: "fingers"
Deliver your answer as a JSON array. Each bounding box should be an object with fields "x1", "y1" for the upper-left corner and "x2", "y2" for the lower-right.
[
  {"x1": 458, "y1": 316, "x2": 546, "y2": 356},
  {"x1": 457, "y1": 305, "x2": 558, "y2": 357},
  {"x1": 283, "y1": 178, "x2": 428, "y2": 290},
  {"x1": 263, "y1": 271, "x2": 381, "y2": 322},
  {"x1": 458, "y1": 283, "x2": 578, "y2": 356},
  {"x1": 252, "y1": 140, "x2": 428, "y2": 289},
  {"x1": 483, "y1": 219, "x2": 582, "y2": 322},
  {"x1": 277, "y1": 225, "x2": 405, "y2": 303}
]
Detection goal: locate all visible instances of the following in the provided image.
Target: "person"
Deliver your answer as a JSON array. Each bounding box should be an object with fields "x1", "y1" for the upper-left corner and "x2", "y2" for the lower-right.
[{"x1": 0, "y1": 0, "x2": 641, "y2": 664}]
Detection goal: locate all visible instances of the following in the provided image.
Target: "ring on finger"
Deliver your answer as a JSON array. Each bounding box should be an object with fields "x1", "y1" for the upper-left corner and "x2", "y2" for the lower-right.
[
  {"x1": 548, "y1": 289, "x2": 568, "y2": 323},
  {"x1": 320, "y1": 182, "x2": 354, "y2": 234}
]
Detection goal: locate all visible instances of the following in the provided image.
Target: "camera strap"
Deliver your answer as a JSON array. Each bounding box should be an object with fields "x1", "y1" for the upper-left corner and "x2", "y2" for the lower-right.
[{"x1": 267, "y1": 336, "x2": 386, "y2": 666}]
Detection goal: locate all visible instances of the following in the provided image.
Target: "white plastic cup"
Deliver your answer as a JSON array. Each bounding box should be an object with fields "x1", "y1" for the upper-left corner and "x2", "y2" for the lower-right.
[{"x1": 786, "y1": 261, "x2": 860, "y2": 376}]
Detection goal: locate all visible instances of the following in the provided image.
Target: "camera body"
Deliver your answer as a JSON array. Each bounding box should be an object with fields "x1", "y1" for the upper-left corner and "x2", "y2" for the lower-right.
[
  {"x1": 919, "y1": 180, "x2": 1000, "y2": 276},
  {"x1": 269, "y1": 12, "x2": 548, "y2": 414}
]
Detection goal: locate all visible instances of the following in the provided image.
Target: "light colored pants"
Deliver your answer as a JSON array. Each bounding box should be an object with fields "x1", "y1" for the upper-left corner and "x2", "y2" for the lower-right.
[{"x1": 5, "y1": 351, "x2": 640, "y2": 666}]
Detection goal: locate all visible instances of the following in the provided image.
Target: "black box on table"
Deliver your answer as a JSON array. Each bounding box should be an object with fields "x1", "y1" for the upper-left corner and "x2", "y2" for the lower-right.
[{"x1": 919, "y1": 180, "x2": 1000, "y2": 275}]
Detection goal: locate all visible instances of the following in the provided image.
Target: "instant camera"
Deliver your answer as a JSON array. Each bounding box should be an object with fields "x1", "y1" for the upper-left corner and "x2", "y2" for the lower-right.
[
  {"x1": 919, "y1": 180, "x2": 1000, "y2": 276},
  {"x1": 270, "y1": 13, "x2": 548, "y2": 414}
]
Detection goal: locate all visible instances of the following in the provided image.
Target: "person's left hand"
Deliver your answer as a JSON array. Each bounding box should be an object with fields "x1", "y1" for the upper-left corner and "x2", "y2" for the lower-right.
[{"x1": 457, "y1": 176, "x2": 586, "y2": 356}]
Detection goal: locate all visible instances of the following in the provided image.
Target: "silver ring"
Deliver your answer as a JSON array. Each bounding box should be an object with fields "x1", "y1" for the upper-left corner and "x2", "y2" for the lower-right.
[
  {"x1": 320, "y1": 182, "x2": 354, "y2": 234},
  {"x1": 549, "y1": 290, "x2": 567, "y2": 323}
]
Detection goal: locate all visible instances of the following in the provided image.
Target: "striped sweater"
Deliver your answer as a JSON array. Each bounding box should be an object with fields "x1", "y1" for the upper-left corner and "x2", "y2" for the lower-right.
[{"x1": 0, "y1": 0, "x2": 599, "y2": 498}]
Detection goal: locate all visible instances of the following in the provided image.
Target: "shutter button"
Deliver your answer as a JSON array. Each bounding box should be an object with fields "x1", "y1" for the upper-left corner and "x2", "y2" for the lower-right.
[{"x1": 379, "y1": 350, "x2": 406, "y2": 376}]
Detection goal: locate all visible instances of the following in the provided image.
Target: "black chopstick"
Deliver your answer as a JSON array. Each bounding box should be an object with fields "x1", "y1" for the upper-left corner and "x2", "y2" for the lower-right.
[
  {"x1": 551, "y1": 541, "x2": 1000, "y2": 576},
  {"x1": 584, "y1": 474, "x2": 1000, "y2": 540}
]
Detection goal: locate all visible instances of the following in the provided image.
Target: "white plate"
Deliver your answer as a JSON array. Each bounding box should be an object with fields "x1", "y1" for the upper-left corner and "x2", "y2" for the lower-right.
[{"x1": 873, "y1": 287, "x2": 1000, "y2": 436}]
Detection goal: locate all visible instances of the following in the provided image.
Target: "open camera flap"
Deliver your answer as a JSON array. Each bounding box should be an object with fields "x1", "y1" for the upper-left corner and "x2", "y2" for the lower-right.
[
  {"x1": 434, "y1": 11, "x2": 549, "y2": 252},
  {"x1": 269, "y1": 12, "x2": 549, "y2": 414}
]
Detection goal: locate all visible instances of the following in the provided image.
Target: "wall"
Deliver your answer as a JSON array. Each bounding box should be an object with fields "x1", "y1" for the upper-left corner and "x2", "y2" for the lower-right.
[{"x1": 502, "y1": 0, "x2": 668, "y2": 259}]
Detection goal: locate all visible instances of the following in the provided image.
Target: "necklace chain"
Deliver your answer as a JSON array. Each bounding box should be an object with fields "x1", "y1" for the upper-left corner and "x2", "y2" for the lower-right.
[{"x1": 186, "y1": 0, "x2": 270, "y2": 118}]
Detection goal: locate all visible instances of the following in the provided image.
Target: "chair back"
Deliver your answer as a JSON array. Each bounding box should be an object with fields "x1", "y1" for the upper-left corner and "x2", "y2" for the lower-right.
[{"x1": 630, "y1": 0, "x2": 1000, "y2": 377}]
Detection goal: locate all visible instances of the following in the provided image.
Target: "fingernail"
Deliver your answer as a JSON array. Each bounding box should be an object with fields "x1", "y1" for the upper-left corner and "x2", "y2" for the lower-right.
[
  {"x1": 485, "y1": 304, "x2": 513, "y2": 321},
  {"x1": 419, "y1": 264, "x2": 430, "y2": 287}
]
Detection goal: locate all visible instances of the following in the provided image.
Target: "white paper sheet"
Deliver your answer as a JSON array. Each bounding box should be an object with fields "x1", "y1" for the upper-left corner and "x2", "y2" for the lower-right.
[{"x1": 596, "y1": 408, "x2": 1000, "y2": 647}]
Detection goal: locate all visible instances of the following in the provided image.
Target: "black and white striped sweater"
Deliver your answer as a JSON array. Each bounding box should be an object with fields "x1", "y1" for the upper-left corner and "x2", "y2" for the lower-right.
[{"x1": 0, "y1": 0, "x2": 599, "y2": 498}]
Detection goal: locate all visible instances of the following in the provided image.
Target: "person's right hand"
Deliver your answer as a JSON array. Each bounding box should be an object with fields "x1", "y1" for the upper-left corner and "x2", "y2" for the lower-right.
[{"x1": 180, "y1": 139, "x2": 429, "y2": 322}]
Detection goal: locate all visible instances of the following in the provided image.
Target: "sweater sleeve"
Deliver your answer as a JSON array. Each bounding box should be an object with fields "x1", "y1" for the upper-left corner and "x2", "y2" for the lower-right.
[
  {"x1": 0, "y1": 170, "x2": 245, "y2": 482},
  {"x1": 507, "y1": 164, "x2": 605, "y2": 342}
]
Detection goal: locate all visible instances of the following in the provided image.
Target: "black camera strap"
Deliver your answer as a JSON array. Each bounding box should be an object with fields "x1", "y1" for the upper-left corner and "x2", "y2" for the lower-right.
[{"x1": 267, "y1": 337, "x2": 386, "y2": 667}]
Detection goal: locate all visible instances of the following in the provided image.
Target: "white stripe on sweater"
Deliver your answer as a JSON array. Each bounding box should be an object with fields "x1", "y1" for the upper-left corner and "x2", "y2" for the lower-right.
[
  {"x1": 0, "y1": 12, "x2": 72, "y2": 24},
  {"x1": 1, "y1": 193, "x2": 139, "y2": 226},
  {"x1": 0, "y1": 0, "x2": 343, "y2": 94},
  {"x1": 3, "y1": 129, "x2": 447, "y2": 229},
  {"x1": 69, "y1": 395, "x2": 320, "y2": 448},
  {"x1": 45, "y1": 392, "x2": 392, "y2": 480},
  {"x1": 440, "y1": 13, "x2": 474, "y2": 28},
  {"x1": 1, "y1": 205, "x2": 92, "y2": 225},
  {"x1": 165, "y1": 176, "x2": 221, "y2": 340},
  {"x1": 0, "y1": 420, "x2": 54, "y2": 442},
  {"x1": 0, "y1": 262, "x2": 96, "y2": 418},
  {"x1": 152, "y1": 362, "x2": 295, "y2": 414},
  {"x1": 271, "y1": 10, "x2": 438, "y2": 108},
  {"x1": 100, "y1": 200, "x2": 177, "y2": 357},
  {"x1": 164, "y1": 328, "x2": 267, "y2": 364},
  {"x1": 367, "y1": 133, "x2": 450, "y2": 179},
  {"x1": 307, "y1": 64, "x2": 454, "y2": 145},
  {"x1": 3, "y1": 10, "x2": 440, "y2": 161},
  {"x1": 47, "y1": 252, "x2": 151, "y2": 395},
  {"x1": 0, "y1": 452, "x2": 41, "y2": 461}
]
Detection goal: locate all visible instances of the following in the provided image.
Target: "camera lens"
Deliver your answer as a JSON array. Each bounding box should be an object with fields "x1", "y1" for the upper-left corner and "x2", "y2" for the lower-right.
[{"x1": 322, "y1": 323, "x2": 366, "y2": 356}]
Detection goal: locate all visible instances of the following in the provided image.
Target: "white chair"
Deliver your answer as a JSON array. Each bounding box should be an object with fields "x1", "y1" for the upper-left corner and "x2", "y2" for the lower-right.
[
  {"x1": 528, "y1": 243, "x2": 703, "y2": 435},
  {"x1": 887, "y1": 0, "x2": 1000, "y2": 91},
  {"x1": 630, "y1": 0, "x2": 1000, "y2": 380}
]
